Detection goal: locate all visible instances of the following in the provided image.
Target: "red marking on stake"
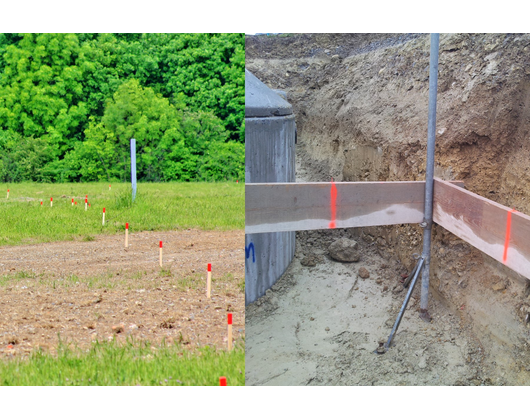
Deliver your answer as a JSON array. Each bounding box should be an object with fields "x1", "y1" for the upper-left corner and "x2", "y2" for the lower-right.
[
  {"x1": 503, "y1": 208, "x2": 516, "y2": 263},
  {"x1": 7, "y1": 189, "x2": 9, "y2": 192},
  {"x1": 208, "y1": 263, "x2": 212, "y2": 272},
  {"x1": 40, "y1": 201, "x2": 43, "y2": 206},
  {"x1": 219, "y1": 377, "x2": 227, "y2": 386},
  {"x1": 72, "y1": 198, "x2": 74, "y2": 204},
  {"x1": 126, "y1": 223, "x2": 129, "y2": 230},
  {"x1": 75, "y1": 202, "x2": 77, "y2": 205},
  {"x1": 103, "y1": 208, "x2": 106, "y2": 213},
  {"x1": 50, "y1": 197, "x2": 53, "y2": 202},
  {"x1": 328, "y1": 179, "x2": 338, "y2": 229},
  {"x1": 159, "y1": 241, "x2": 163, "y2": 248},
  {"x1": 227, "y1": 313, "x2": 233, "y2": 325}
]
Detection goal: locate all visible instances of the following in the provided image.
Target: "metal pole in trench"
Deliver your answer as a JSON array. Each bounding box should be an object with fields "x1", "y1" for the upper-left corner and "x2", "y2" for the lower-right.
[{"x1": 419, "y1": 33, "x2": 440, "y2": 322}]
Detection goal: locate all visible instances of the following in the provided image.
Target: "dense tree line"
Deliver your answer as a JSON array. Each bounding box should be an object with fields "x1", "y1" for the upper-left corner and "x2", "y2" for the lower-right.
[{"x1": 0, "y1": 33, "x2": 244, "y2": 182}]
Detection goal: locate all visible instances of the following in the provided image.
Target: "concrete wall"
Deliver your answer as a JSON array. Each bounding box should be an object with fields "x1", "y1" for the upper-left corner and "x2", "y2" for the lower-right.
[{"x1": 245, "y1": 115, "x2": 296, "y2": 305}]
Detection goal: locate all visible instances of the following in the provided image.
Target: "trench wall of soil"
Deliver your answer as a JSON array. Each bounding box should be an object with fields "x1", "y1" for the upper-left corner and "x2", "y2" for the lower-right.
[{"x1": 246, "y1": 33, "x2": 530, "y2": 359}]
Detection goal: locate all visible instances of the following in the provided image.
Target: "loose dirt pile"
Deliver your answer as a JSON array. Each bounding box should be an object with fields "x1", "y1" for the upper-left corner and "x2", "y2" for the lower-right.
[
  {"x1": 0, "y1": 230, "x2": 244, "y2": 357},
  {"x1": 246, "y1": 33, "x2": 530, "y2": 385}
]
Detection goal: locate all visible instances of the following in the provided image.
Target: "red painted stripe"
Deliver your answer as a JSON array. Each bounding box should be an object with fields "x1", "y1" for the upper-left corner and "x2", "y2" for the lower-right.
[
  {"x1": 227, "y1": 313, "x2": 233, "y2": 325},
  {"x1": 329, "y1": 180, "x2": 338, "y2": 229},
  {"x1": 208, "y1": 263, "x2": 212, "y2": 272},
  {"x1": 503, "y1": 209, "x2": 516, "y2": 263},
  {"x1": 219, "y1": 377, "x2": 227, "y2": 386}
]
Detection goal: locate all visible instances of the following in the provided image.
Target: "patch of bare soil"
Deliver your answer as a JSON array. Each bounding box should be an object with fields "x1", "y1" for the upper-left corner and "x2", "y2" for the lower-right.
[
  {"x1": 0, "y1": 230, "x2": 244, "y2": 357},
  {"x1": 246, "y1": 229, "x2": 529, "y2": 385}
]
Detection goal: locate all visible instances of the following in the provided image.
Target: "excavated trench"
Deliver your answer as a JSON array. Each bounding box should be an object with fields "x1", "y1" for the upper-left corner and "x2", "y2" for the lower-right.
[{"x1": 245, "y1": 33, "x2": 530, "y2": 385}]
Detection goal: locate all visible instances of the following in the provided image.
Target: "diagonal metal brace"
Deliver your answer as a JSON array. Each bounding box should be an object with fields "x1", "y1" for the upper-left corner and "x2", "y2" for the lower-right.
[{"x1": 374, "y1": 257, "x2": 424, "y2": 354}]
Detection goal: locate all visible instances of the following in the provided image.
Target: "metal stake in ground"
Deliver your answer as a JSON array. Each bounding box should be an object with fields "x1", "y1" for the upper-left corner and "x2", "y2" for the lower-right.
[
  {"x1": 227, "y1": 313, "x2": 233, "y2": 351},
  {"x1": 159, "y1": 241, "x2": 163, "y2": 267},
  {"x1": 125, "y1": 223, "x2": 129, "y2": 248},
  {"x1": 419, "y1": 33, "x2": 440, "y2": 322},
  {"x1": 102, "y1": 207, "x2": 106, "y2": 226},
  {"x1": 375, "y1": 257, "x2": 425, "y2": 354},
  {"x1": 207, "y1": 263, "x2": 212, "y2": 298}
]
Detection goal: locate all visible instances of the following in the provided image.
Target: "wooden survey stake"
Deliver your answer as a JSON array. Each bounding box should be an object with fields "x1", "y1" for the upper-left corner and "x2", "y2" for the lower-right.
[
  {"x1": 227, "y1": 313, "x2": 233, "y2": 351},
  {"x1": 159, "y1": 241, "x2": 163, "y2": 267},
  {"x1": 50, "y1": 197, "x2": 53, "y2": 207},
  {"x1": 85, "y1": 197, "x2": 88, "y2": 211},
  {"x1": 207, "y1": 263, "x2": 212, "y2": 298},
  {"x1": 125, "y1": 223, "x2": 129, "y2": 248},
  {"x1": 71, "y1": 198, "x2": 74, "y2": 206},
  {"x1": 102, "y1": 207, "x2": 105, "y2": 225},
  {"x1": 6, "y1": 189, "x2": 9, "y2": 199}
]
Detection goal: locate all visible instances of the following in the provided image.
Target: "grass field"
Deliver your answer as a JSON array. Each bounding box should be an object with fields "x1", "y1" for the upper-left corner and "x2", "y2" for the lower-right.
[
  {"x1": 0, "y1": 340, "x2": 244, "y2": 386},
  {"x1": 0, "y1": 181, "x2": 245, "y2": 386},
  {"x1": 0, "y1": 182, "x2": 244, "y2": 246}
]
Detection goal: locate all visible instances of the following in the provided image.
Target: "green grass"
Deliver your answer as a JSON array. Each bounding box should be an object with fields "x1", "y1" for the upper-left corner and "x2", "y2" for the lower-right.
[
  {"x1": 0, "y1": 339, "x2": 244, "y2": 386},
  {"x1": 0, "y1": 182, "x2": 244, "y2": 246}
]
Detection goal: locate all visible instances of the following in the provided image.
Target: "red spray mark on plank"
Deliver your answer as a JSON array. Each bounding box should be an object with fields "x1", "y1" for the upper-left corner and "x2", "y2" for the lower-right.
[
  {"x1": 329, "y1": 178, "x2": 337, "y2": 229},
  {"x1": 503, "y1": 208, "x2": 516, "y2": 263}
]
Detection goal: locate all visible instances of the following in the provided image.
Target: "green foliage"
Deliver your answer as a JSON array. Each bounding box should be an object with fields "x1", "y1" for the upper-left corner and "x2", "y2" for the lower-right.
[
  {"x1": 0, "y1": 182, "x2": 244, "y2": 246},
  {"x1": 0, "y1": 33, "x2": 245, "y2": 183},
  {"x1": 0, "y1": 339, "x2": 245, "y2": 386}
]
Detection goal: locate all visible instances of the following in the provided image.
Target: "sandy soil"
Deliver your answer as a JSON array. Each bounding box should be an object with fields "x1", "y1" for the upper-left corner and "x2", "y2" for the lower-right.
[
  {"x1": 0, "y1": 229, "x2": 244, "y2": 357},
  {"x1": 245, "y1": 154, "x2": 530, "y2": 386}
]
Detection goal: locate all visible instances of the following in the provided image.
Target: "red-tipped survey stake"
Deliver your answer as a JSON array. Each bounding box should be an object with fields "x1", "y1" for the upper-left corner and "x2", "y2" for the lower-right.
[
  {"x1": 102, "y1": 208, "x2": 106, "y2": 226},
  {"x1": 219, "y1": 377, "x2": 227, "y2": 386},
  {"x1": 85, "y1": 197, "x2": 88, "y2": 211},
  {"x1": 207, "y1": 263, "x2": 212, "y2": 298},
  {"x1": 71, "y1": 198, "x2": 74, "y2": 206},
  {"x1": 227, "y1": 313, "x2": 233, "y2": 351},
  {"x1": 6, "y1": 189, "x2": 9, "y2": 199},
  {"x1": 125, "y1": 223, "x2": 129, "y2": 248},
  {"x1": 159, "y1": 241, "x2": 163, "y2": 267},
  {"x1": 50, "y1": 197, "x2": 53, "y2": 207}
]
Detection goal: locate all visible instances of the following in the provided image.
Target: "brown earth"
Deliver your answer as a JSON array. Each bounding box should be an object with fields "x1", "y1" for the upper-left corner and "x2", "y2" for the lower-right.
[
  {"x1": 0, "y1": 229, "x2": 244, "y2": 357},
  {"x1": 246, "y1": 33, "x2": 530, "y2": 385}
]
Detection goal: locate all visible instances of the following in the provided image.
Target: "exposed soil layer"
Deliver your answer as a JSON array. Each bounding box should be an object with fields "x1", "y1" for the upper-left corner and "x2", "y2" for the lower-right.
[
  {"x1": 0, "y1": 230, "x2": 244, "y2": 357},
  {"x1": 246, "y1": 33, "x2": 530, "y2": 385}
]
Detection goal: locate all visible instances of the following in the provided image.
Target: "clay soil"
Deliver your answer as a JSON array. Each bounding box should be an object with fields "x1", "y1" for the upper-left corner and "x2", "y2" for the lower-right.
[{"x1": 0, "y1": 229, "x2": 244, "y2": 357}]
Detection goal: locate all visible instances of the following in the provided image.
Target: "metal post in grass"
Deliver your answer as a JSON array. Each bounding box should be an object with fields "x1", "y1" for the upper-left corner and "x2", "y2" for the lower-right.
[{"x1": 131, "y1": 138, "x2": 137, "y2": 202}]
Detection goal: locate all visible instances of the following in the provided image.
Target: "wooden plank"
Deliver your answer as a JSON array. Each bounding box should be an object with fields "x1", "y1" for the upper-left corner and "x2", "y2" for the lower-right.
[
  {"x1": 433, "y1": 178, "x2": 530, "y2": 279},
  {"x1": 246, "y1": 181, "x2": 428, "y2": 234}
]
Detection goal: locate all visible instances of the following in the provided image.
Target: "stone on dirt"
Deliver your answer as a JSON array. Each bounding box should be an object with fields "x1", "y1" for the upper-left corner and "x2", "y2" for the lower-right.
[
  {"x1": 358, "y1": 267, "x2": 370, "y2": 279},
  {"x1": 328, "y1": 238, "x2": 360, "y2": 262}
]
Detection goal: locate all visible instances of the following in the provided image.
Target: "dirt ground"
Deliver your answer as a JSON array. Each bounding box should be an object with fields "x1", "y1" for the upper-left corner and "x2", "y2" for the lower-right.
[
  {"x1": 246, "y1": 157, "x2": 530, "y2": 386},
  {"x1": 245, "y1": 33, "x2": 530, "y2": 385},
  {"x1": 0, "y1": 229, "x2": 244, "y2": 357}
]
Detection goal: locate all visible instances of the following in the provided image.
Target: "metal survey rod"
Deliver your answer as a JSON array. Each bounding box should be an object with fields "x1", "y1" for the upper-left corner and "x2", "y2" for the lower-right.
[
  {"x1": 419, "y1": 34, "x2": 440, "y2": 321},
  {"x1": 131, "y1": 138, "x2": 137, "y2": 202}
]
